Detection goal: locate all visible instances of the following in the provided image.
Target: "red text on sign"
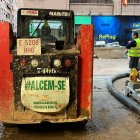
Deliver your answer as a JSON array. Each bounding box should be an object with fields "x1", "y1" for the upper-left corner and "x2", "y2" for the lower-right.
[{"x1": 24, "y1": 47, "x2": 34, "y2": 53}]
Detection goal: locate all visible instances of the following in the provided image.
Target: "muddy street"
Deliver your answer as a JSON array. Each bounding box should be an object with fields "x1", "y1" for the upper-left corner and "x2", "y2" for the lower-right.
[{"x1": 0, "y1": 59, "x2": 140, "y2": 140}]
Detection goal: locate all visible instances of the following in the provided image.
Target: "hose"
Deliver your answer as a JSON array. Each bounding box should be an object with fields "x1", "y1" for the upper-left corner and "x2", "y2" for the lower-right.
[{"x1": 106, "y1": 72, "x2": 140, "y2": 115}]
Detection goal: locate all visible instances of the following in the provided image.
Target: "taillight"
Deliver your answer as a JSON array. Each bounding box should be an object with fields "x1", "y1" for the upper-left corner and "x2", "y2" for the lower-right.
[
  {"x1": 31, "y1": 59, "x2": 39, "y2": 67},
  {"x1": 53, "y1": 59, "x2": 61, "y2": 67},
  {"x1": 64, "y1": 58, "x2": 72, "y2": 67},
  {"x1": 19, "y1": 58, "x2": 26, "y2": 67}
]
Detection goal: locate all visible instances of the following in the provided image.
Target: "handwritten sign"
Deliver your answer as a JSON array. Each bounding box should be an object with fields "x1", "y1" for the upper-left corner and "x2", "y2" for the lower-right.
[{"x1": 17, "y1": 38, "x2": 41, "y2": 55}]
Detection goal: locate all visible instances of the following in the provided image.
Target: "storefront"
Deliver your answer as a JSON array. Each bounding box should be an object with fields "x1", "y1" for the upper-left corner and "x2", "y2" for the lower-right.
[{"x1": 75, "y1": 15, "x2": 140, "y2": 47}]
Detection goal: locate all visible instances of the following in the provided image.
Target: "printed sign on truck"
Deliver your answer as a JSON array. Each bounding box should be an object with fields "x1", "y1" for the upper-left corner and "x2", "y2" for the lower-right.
[
  {"x1": 21, "y1": 10, "x2": 38, "y2": 16},
  {"x1": 21, "y1": 77, "x2": 70, "y2": 113}
]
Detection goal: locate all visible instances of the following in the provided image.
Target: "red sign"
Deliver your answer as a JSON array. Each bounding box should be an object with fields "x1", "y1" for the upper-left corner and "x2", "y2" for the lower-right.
[{"x1": 21, "y1": 10, "x2": 38, "y2": 16}]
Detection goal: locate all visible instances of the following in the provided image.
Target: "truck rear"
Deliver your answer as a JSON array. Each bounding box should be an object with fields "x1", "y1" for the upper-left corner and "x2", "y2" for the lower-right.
[{"x1": 0, "y1": 8, "x2": 93, "y2": 124}]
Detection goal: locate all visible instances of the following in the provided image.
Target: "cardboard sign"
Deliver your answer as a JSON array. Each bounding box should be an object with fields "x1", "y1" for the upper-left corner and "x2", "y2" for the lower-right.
[
  {"x1": 17, "y1": 38, "x2": 41, "y2": 55},
  {"x1": 21, "y1": 77, "x2": 70, "y2": 113}
]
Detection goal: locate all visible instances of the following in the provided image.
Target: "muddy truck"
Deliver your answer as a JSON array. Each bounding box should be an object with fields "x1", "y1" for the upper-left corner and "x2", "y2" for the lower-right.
[{"x1": 0, "y1": 8, "x2": 93, "y2": 124}]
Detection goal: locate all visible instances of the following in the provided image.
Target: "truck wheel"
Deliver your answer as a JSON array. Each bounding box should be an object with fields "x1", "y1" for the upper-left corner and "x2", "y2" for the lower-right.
[
  {"x1": 3, "y1": 123, "x2": 16, "y2": 127},
  {"x1": 77, "y1": 120, "x2": 88, "y2": 126},
  {"x1": 71, "y1": 120, "x2": 88, "y2": 128}
]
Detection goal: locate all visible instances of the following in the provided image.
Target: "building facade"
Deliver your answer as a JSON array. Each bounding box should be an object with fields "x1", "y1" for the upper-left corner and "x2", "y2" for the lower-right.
[
  {"x1": 70, "y1": 0, "x2": 140, "y2": 15},
  {"x1": 16, "y1": 0, "x2": 140, "y2": 47},
  {"x1": 17, "y1": 0, "x2": 140, "y2": 29},
  {"x1": 0, "y1": 0, "x2": 139, "y2": 33},
  {"x1": 17, "y1": 0, "x2": 140, "y2": 15},
  {"x1": 4, "y1": 0, "x2": 140, "y2": 33},
  {"x1": 0, "y1": 0, "x2": 17, "y2": 32},
  {"x1": 17, "y1": 0, "x2": 70, "y2": 10}
]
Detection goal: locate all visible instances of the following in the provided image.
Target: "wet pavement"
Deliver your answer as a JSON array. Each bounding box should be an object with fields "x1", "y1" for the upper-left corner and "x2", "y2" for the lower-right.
[{"x1": 0, "y1": 58, "x2": 140, "y2": 140}]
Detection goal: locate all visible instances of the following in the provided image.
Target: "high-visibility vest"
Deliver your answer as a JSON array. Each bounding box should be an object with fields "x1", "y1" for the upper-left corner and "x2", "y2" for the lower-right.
[{"x1": 128, "y1": 38, "x2": 140, "y2": 57}]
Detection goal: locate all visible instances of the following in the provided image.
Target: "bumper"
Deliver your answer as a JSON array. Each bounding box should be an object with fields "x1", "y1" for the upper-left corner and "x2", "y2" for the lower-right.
[{"x1": 2, "y1": 116, "x2": 88, "y2": 124}]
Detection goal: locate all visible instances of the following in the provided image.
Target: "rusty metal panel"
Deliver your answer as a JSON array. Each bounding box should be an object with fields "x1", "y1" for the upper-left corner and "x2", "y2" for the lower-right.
[
  {"x1": 78, "y1": 25, "x2": 93, "y2": 118},
  {"x1": 0, "y1": 22, "x2": 14, "y2": 121}
]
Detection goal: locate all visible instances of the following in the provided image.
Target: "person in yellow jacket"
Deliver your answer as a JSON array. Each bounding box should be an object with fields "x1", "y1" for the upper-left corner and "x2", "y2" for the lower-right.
[{"x1": 126, "y1": 32, "x2": 140, "y2": 69}]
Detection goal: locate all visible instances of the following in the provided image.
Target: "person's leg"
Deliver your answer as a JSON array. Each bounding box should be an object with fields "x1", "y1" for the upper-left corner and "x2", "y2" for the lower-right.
[{"x1": 129, "y1": 57, "x2": 139, "y2": 69}]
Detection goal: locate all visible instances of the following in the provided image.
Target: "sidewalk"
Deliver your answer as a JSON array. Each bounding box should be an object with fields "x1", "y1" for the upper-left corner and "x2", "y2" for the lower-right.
[{"x1": 94, "y1": 58, "x2": 129, "y2": 76}]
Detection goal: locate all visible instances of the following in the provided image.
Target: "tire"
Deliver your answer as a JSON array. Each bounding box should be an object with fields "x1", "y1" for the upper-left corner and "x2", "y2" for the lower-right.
[{"x1": 70, "y1": 120, "x2": 88, "y2": 128}]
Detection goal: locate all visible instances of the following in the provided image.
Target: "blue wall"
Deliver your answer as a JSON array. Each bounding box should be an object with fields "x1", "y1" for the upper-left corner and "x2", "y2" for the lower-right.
[{"x1": 91, "y1": 16, "x2": 140, "y2": 46}]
